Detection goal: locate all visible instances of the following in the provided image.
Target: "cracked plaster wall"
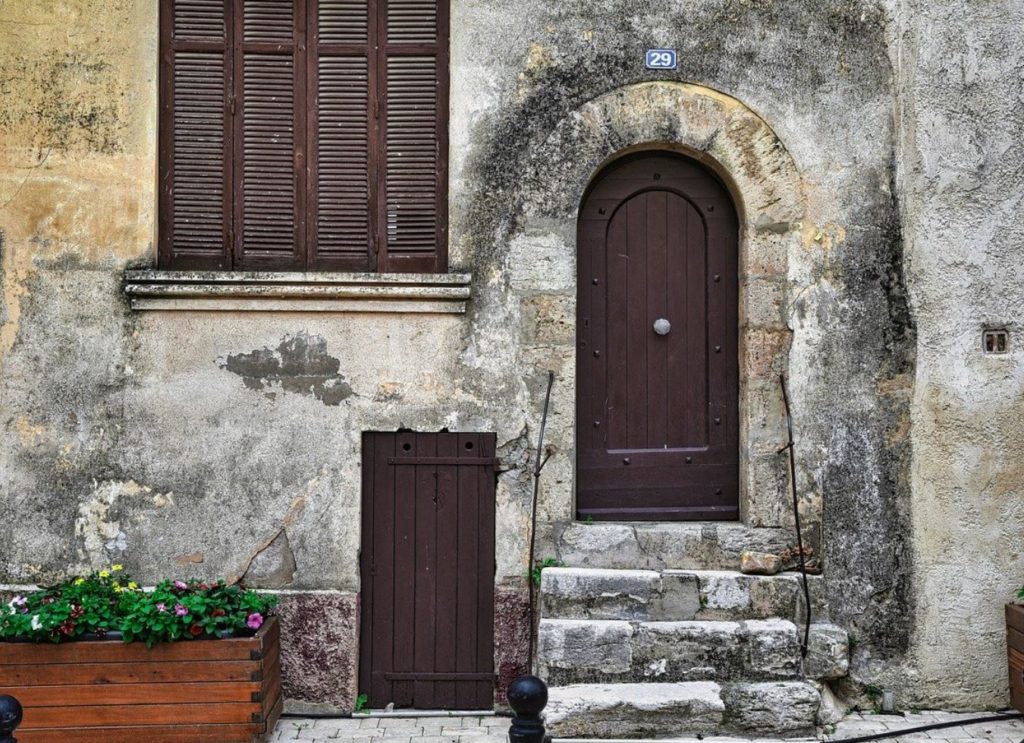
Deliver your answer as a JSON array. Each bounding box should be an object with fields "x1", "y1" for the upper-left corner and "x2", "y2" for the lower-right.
[{"x1": 0, "y1": 0, "x2": 1009, "y2": 713}]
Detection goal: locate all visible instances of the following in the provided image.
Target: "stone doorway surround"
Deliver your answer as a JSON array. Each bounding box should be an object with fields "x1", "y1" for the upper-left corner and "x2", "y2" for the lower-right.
[{"x1": 511, "y1": 81, "x2": 809, "y2": 536}]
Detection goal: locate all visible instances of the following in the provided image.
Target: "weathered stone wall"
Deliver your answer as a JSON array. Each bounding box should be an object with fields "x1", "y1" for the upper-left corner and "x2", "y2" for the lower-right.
[
  {"x1": 5, "y1": 0, "x2": 1006, "y2": 714},
  {"x1": 451, "y1": 0, "x2": 914, "y2": 701},
  {"x1": 897, "y1": 0, "x2": 1024, "y2": 710}
]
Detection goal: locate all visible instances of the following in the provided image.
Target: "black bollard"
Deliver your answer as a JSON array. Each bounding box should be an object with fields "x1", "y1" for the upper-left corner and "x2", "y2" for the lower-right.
[
  {"x1": 0, "y1": 694, "x2": 22, "y2": 743},
  {"x1": 507, "y1": 675, "x2": 549, "y2": 743}
]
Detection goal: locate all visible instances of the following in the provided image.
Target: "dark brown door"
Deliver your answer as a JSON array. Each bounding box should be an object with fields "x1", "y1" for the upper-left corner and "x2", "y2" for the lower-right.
[
  {"x1": 576, "y1": 153, "x2": 739, "y2": 521},
  {"x1": 360, "y1": 432, "x2": 496, "y2": 710}
]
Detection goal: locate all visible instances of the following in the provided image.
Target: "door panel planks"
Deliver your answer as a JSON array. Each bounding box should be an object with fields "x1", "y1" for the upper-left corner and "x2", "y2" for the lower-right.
[
  {"x1": 576, "y1": 153, "x2": 740, "y2": 521},
  {"x1": 360, "y1": 432, "x2": 497, "y2": 710}
]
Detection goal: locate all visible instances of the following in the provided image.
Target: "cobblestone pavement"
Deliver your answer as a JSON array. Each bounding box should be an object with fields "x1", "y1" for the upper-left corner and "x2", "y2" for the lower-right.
[
  {"x1": 825, "y1": 711, "x2": 1024, "y2": 743},
  {"x1": 271, "y1": 711, "x2": 1024, "y2": 743},
  {"x1": 271, "y1": 714, "x2": 510, "y2": 743}
]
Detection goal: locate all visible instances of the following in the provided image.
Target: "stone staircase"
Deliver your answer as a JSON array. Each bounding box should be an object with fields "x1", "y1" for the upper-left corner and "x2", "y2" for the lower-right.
[{"x1": 537, "y1": 567, "x2": 849, "y2": 739}]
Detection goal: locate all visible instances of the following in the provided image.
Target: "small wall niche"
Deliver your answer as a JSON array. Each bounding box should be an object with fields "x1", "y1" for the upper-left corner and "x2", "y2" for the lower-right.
[{"x1": 983, "y1": 329, "x2": 1009, "y2": 355}]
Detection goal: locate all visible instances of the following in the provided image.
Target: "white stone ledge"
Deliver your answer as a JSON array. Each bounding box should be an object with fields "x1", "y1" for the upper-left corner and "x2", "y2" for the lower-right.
[{"x1": 124, "y1": 270, "x2": 472, "y2": 314}]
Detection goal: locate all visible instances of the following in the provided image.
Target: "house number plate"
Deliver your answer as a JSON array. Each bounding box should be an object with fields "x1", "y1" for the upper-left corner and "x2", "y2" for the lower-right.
[{"x1": 645, "y1": 49, "x2": 678, "y2": 70}]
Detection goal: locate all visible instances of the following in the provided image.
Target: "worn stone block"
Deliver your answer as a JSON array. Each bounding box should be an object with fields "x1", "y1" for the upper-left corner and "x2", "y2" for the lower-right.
[
  {"x1": 536, "y1": 618, "x2": 633, "y2": 681},
  {"x1": 816, "y1": 681, "x2": 849, "y2": 725},
  {"x1": 740, "y1": 550, "x2": 782, "y2": 575},
  {"x1": 721, "y1": 681, "x2": 820, "y2": 735},
  {"x1": 692, "y1": 571, "x2": 802, "y2": 621},
  {"x1": 804, "y1": 623, "x2": 850, "y2": 679},
  {"x1": 544, "y1": 682, "x2": 724, "y2": 738},
  {"x1": 275, "y1": 590, "x2": 358, "y2": 713},
  {"x1": 743, "y1": 618, "x2": 800, "y2": 678},
  {"x1": 743, "y1": 328, "x2": 791, "y2": 380},
  {"x1": 508, "y1": 233, "x2": 574, "y2": 292},
  {"x1": 521, "y1": 293, "x2": 574, "y2": 344},
  {"x1": 494, "y1": 583, "x2": 530, "y2": 705},
  {"x1": 555, "y1": 523, "x2": 650, "y2": 569},
  {"x1": 651, "y1": 571, "x2": 701, "y2": 620},
  {"x1": 632, "y1": 621, "x2": 745, "y2": 681},
  {"x1": 744, "y1": 453, "x2": 793, "y2": 528},
  {"x1": 540, "y1": 567, "x2": 659, "y2": 620},
  {"x1": 740, "y1": 277, "x2": 788, "y2": 330},
  {"x1": 741, "y1": 380, "x2": 790, "y2": 455}
]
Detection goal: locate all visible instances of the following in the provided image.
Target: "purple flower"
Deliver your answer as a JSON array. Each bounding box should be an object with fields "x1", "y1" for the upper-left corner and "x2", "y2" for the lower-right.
[
  {"x1": 173, "y1": 580, "x2": 188, "y2": 590},
  {"x1": 156, "y1": 602, "x2": 167, "y2": 613},
  {"x1": 12, "y1": 596, "x2": 26, "y2": 607},
  {"x1": 246, "y1": 613, "x2": 264, "y2": 630},
  {"x1": 174, "y1": 603, "x2": 189, "y2": 616}
]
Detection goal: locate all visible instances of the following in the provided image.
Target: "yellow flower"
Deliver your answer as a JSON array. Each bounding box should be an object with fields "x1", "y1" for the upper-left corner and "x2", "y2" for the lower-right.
[
  {"x1": 73, "y1": 578, "x2": 85, "y2": 586},
  {"x1": 111, "y1": 564, "x2": 124, "y2": 572},
  {"x1": 99, "y1": 570, "x2": 110, "y2": 578},
  {"x1": 113, "y1": 585, "x2": 123, "y2": 593},
  {"x1": 127, "y1": 581, "x2": 138, "y2": 590}
]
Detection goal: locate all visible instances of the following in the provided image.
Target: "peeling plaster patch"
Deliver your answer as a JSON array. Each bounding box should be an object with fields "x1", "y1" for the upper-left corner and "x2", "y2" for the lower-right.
[
  {"x1": 14, "y1": 415, "x2": 45, "y2": 446},
  {"x1": 242, "y1": 530, "x2": 297, "y2": 588},
  {"x1": 220, "y1": 332, "x2": 354, "y2": 406},
  {"x1": 0, "y1": 229, "x2": 29, "y2": 357},
  {"x1": 0, "y1": 231, "x2": 6, "y2": 328},
  {"x1": 0, "y1": 52, "x2": 125, "y2": 154},
  {"x1": 75, "y1": 480, "x2": 175, "y2": 567},
  {"x1": 374, "y1": 381, "x2": 403, "y2": 402},
  {"x1": 228, "y1": 494, "x2": 307, "y2": 585}
]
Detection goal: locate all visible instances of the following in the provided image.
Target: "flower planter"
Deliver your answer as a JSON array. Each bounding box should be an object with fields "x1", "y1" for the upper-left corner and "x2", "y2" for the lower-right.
[
  {"x1": 0, "y1": 615, "x2": 280, "y2": 742},
  {"x1": 1008, "y1": 603, "x2": 1024, "y2": 712}
]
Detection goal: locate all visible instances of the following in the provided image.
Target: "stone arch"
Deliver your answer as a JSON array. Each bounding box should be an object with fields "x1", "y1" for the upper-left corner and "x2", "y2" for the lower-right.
[{"x1": 515, "y1": 81, "x2": 806, "y2": 527}]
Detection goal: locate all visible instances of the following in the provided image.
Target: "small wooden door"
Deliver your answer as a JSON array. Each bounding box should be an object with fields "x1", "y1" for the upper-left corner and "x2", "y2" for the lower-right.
[
  {"x1": 576, "y1": 153, "x2": 739, "y2": 521},
  {"x1": 360, "y1": 432, "x2": 496, "y2": 710}
]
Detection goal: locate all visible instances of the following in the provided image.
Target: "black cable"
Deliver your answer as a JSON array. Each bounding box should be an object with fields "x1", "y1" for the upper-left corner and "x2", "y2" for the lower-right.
[
  {"x1": 281, "y1": 712, "x2": 355, "y2": 719},
  {"x1": 778, "y1": 373, "x2": 812, "y2": 658},
  {"x1": 828, "y1": 711, "x2": 1022, "y2": 743}
]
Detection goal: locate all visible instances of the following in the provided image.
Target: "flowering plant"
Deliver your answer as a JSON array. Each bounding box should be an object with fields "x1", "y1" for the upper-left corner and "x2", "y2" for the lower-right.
[{"x1": 1, "y1": 567, "x2": 277, "y2": 647}]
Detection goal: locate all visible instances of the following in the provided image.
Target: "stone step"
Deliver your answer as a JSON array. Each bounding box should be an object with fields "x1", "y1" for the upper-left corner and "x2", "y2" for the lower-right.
[
  {"x1": 554, "y1": 522, "x2": 796, "y2": 571},
  {"x1": 540, "y1": 567, "x2": 826, "y2": 623},
  {"x1": 537, "y1": 617, "x2": 848, "y2": 684},
  {"x1": 543, "y1": 681, "x2": 821, "y2": 738}
]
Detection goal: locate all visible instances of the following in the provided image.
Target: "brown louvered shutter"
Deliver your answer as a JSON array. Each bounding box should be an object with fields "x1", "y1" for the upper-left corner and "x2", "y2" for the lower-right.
[
  {"x1": 162, "y1": 0, "x2": 447, "y2": 274},
  {"x1": 233, "y1": 0, "x2": 306, "y2": 270},
  {"x1": 379, "y1": 0, "x2": 448, "y2": 273},
  {"x1": 309, "y1": 0, "x2": 374, "y2": 270},
  {"x1": 160, "y1": 0, "x2": 233, "y2": 270}
]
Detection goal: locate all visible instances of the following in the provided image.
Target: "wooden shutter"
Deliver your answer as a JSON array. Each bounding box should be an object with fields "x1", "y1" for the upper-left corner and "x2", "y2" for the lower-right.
[
  {"x1": 233, "y1": 0, "x2": 306, "y2": 270},
  {"x1": 159, "y1": 0, "x2": 233, "y2": 270},
  {"x1": 161, "y1": 0, "x2": 448, "y2": 274},
  {"x1": 379, "y1": 0, "x2": 448, "y2": 273},
  {"x1": 309, "y1": 0, "x2": 375, "y2": 270}
]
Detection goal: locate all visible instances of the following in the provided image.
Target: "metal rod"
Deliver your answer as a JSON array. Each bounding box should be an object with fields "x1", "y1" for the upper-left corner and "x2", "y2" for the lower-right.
[
  {"x1": 527, "y1": 371, "x2": 555, "y2": 667},
  {"x1": 778, "y1": 373, "x2": 812, "y2": 658}
]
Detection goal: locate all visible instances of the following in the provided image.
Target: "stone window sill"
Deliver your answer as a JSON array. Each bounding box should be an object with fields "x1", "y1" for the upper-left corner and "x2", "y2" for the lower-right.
[{"x1": 124, "y1": 271, "x2": 472, "y2": 314}]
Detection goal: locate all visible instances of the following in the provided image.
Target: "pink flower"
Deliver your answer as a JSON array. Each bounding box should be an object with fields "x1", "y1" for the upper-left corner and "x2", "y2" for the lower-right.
[
  {"x1": 174, "y1": 603, "x2": 188, "y2": 616},
  {"x1": 156, "y1": 602, "x2": 167, "y2": 613},
  {"x1": 246, "y1": 613, "x2": 264, "y2": 630},
  {"x1": 173, "y1": 580, "x2": 188, "y2": 590}
]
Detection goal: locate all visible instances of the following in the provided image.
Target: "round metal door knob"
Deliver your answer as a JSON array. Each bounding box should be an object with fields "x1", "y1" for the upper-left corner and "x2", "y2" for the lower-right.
[{"x1": 653, "y1": 318, "x2": 672, "y2": 336}]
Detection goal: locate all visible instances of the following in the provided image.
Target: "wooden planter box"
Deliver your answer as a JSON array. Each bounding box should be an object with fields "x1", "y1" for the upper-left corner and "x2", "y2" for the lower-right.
[
  {"x1": 1008, "y1": 604, "x2": 1024, "y2": 712},
  {"x1": 0, "y1": 616, "x2": 281, "y2": 742}
]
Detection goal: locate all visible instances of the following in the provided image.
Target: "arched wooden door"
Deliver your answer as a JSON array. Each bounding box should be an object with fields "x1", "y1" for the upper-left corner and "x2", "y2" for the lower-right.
[{"x1": 576, "y1": 152, "x2": 739, "y2": 521}]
